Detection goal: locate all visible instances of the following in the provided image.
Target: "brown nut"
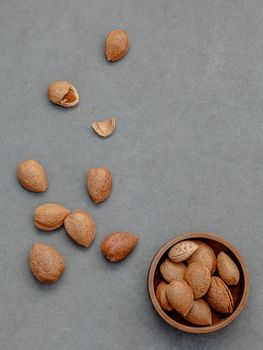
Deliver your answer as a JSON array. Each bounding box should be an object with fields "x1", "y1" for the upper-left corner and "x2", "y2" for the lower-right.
[
  {"x1": 187, "y1": 241, "x2": 216, "y2": 274},
  {"x1": 183, "y1": 298, "x2": 212, "y2": 326},
  {"x1": 168, "y1": 240, "x2": 199, "y2": 263},
  {"x1": 160, "y1": 259, "x2": 186, "y2": 282},
  {"x1": 217, "y1": 251, "x2": 240, "y2": 285},
  {"x1": 156, "y1": 281, "x2": 173, "y2": 312},
  {"x1": 184, "y1": 262, "x2": 211, "y2": 299},
  {"x1": 87, "y1": 167, "x2": 112, "y2": 204},
  {"x1": 34, "y1": 203, "x2": 70, "y2": 231},
  {"x1": 105, "y1": 29, "x2": 129, "y2": 62},
  {"x1": 92, "y1": 118, "x2": 116, "y2": 137},
  {"x1": 64, "y1": 209, "x2": 96, "y2": 247},
  {"x1": 48, "y1": 80, "x2": 79, "y2": 107},
  {"x1": 101, "y1": 232, "x2": 138, "y2": 262},
  {"x1": 29, "y1": 243, "x2": 65, "y2": 284},
  {"x1": 17, "y1": 159, "x2": 48, "y2": 193},
  {"x1": 166, "y1": 279, "x2": 193, "y2": 316},
  {"x1": 206, "y1": 276, "x2": 234, "y2": 314}
]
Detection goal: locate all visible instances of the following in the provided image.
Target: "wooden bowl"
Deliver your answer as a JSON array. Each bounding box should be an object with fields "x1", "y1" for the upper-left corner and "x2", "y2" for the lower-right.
[{"x1": 147, "y1": 232, "x2": 249, "y2": 333}]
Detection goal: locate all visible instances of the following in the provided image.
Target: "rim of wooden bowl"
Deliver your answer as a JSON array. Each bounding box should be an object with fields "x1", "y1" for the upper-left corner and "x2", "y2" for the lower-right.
[{"x1": 147, "y1": 232, "x2": 250, "y2": 334}]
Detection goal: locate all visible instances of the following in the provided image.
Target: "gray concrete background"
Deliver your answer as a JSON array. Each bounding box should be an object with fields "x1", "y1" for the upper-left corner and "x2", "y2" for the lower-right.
[{"x1": 0, "y1": 0, "x2": 263, "y2": 349}]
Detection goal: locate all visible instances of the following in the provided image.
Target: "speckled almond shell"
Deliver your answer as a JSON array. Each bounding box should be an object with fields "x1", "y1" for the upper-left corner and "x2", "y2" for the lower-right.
[
  {"x1": 168, "y1": 240, "x2": 199, "y2": 263},
  {"x1": 184, "y1": 299, "x2": 212, "y2": 326},
  {"x1": 156, "y1": 281, "x2": 173, "y2": 312},
  {"x1": 187, "y1": 241, "x2": 217, "y2": 274},
  {"x1": 34, "y1": 203, "x2": 70, "y2": 231},
  {"x1": 17, "y1": 159, "x2": 48, "y2": 192},
  {"x1": 87, "y1": 167, "x2": 112, "y2": 204},
  {"x1": 166, "y1": 280, "x2": 193, "y2": 316},
  {"x1": 160, "y1": 259, "x2": 186, "y2": 283},
  {"x1": 64, "y1": 209, "x2": 96, "y2": 247},
  {"x1": 101, "y1": 232, "x2": 138, "y2": 262},
  {"x1": 105, "y1": 29, "x2": 129, "y2": 62},
  {"x1": 217, "y1": 251, "x2": 240, "y2": 285},
  {"x1": 29, "y1": 243, "x2": 65, "y2": 284},
  {"x1": 184, "y1": 262, "x2": 211, "y2": 299},
  {"x1": 206, "y1": 276, "x2": 234, "y2": 314}
]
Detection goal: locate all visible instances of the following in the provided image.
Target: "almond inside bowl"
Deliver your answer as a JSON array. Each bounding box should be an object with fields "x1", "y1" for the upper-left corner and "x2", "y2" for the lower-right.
[{"x1": 147, "y1": 232, "x2": 249, "y2": 334}]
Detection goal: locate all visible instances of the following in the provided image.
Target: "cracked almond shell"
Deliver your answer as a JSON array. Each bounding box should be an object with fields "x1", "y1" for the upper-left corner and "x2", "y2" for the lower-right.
[
  {"x1": 160, "y1": 259, "x2": 186, "y2": 283},
  {"x1": 105, "y1": 29, "x2": 129, "y2": 62},
  {"x1": 17, "y1": 159, "x2": 48, "y2": 193},
  {"x1": 217, "y1": 251, "x2": 240, "y2": 285},
  {"x1": 166, "y1": 279, "x2": 193, "y2": 316},
  {"x1": 29, "y1": 243, "x2": 65, "y2": 284},
  {"x1": 168, "y1": 240, "x2": 199, "y2": 263},
  {"x1": 156, "y1": 281, "x2": 173, "y2": 312},
  {"x1": 34, "y1": 203, "x2": 70, "y2": 231},
  {"x1": 92, "y1": 118, "x2": 116, "y2": 137},
  {"x1": 187, "y1": 240, "x2": 217, "y2": 274},
  {"x1": 48, "y1": 80, "x2": 79, "y2": 107},
  {"x1": 101, "y1": 232, "x2": 138, "y2": 262},
  {"x1": 184, "y1": 262, "x2": 211, "y2": 299},
  {"x1": 64, "y1": 209, "x2": 96, "y2": 247},
  {"x1": 87, "y1": 167, "x2": 112, "y2": 204},
  {"x1": 206, "y1": 276, "x2": 234, "y2": 314}
]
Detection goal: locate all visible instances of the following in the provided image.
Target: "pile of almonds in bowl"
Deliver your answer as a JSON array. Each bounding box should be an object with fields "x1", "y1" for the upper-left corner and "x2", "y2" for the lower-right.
[{"x1": 148, "y1": 232, "x2": 249, "y2": 333}]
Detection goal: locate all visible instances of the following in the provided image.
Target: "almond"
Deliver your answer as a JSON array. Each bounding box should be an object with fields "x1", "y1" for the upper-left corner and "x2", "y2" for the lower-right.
[
  {"x1": 87, "y1": 167, "x2": 112, "y2": 204},
  {"x1": 206, "y1": 276, "x2": 234, "y2": 314},
  {"x1": 156, "y1": 281, "x2": 173, "y2": 312},
  {"x1": 101, "y1": 232, "x2": 138, "y2": 262},
  {"x1": 187, "y1": 241, "x2": 216, "y2": 274},
  {"x1": 64, "y1": 209, "x2": 96, "y2": 247},
  {"x1": 17, "y1": 159, "x2": 48, "y2": 193},
  {"x1": 29, "y1": 243, "x2": 65, "y2": 284},
  {"x1": 183, "y1": 299, "x2": 212, "y2": 326},
  {"x1": 34, "y1": 203, "x2": 70, "y2": 231},
  {"x1": 184, "y1": 262, "x2": 211, "y2": 299},
  {"x1": 166, "y1": 280, "x2": 193, "y2": 316},
  {"x1": 48, "y1": 80, "x2": 79, "y2": 107},
  {"x1": 105, "y1": 29, "x2": 129, "y2": 62},
  {"x1": 168, "y1": 240, "x2": 198, "y2": 263},
  {"x1": 217, "y1": 251, "x2": 240, "y2": 285},
  {"x1": 160, "y1": 259, "x2": 186, "y2": 282},
  {"x1": 92, "y1": 118, "x2": 116, "y2": 138}
]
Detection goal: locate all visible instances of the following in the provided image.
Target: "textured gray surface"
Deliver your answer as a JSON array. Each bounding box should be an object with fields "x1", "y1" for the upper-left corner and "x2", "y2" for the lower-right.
[{"x1": 0, "y1": 0, "x2": 263, "y2": 349}]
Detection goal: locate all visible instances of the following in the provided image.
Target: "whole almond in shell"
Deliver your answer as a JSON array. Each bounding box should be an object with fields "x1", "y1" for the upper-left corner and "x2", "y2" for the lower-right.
[
  {"x1": 34, "y1": 203, "x2": 70, "y2": 231},
  {"x1": 160, "y1": 259, "x2": 186, "y2": 282},
  {"x1": 101, "y1": 232, "x2": 138, "y2": 262},
  {"x1": 17, "y1": 159, "x2": 48, "y2": 193},
  {"x1": 168, "y1": 240, "x2": 199, "y2": 263},
  {"x1": 206, "y1": 276, "x2": 234, "y2": 314},
  {"x1": 29, "y1": 243, "x2": 65, "y2": 284},
  {"x1": 184, "y1": 298, "x2": 212, "y2": 326},
  {"x1": 64, "y1": 209, "x2": 96, "y2": 247},
  {"x1": 48, "y1": 80, "x2": 79, "y2": 107},
  {"x1": 184, "y1": 262, "x2": 211, "y2": 299},
  {"x1": 217, "y1": 251, "x2": 240, "y2": 285},
  {"x1": 156, "y1": 281, "x2": 173, "y2": 312},
  {"x1": 105, "y1": 29, "x2": 129, "y2": 62},
  {"x1": 166, "y1": 279, "x2": 193, "y2": 316},
  {"x1": 87, "y1": 167, "x2": 112, "y2": 204},
  {"x1": 187, "y1": 241, "x2": 216, "y2": 274}
]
